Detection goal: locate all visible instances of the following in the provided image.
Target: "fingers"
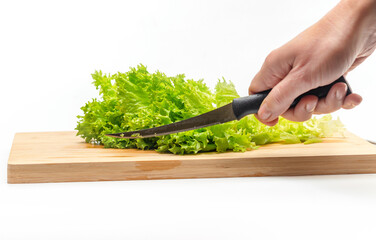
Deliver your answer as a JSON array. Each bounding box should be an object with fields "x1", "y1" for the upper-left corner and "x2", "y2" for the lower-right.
[
  {"x1": 257, "y1": 70, "x2": 314, "y2": 124},
  {"x1": 281, "y1": 95, "x2": 318, "y2": 122},
  {"x1": 257, "y1": 81, "x2": 362, "y2": 124},
  {"x1": 342, "y1": 93, "x2": 362, "y2": 109},
  {"x1": 257, "y1": 95, "x2": 318, "y2": 125},
  {"x1": 273, "y1": 83, "x2": 362, "y2": 122},
  {"x1": 314, "y1": 82, "x2": 348, "y2": 114}
]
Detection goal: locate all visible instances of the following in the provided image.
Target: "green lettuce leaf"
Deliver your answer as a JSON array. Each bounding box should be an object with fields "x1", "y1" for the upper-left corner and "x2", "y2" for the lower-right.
[{"x1": 76, "y1": 64, "x2": 344, "y2": 154}]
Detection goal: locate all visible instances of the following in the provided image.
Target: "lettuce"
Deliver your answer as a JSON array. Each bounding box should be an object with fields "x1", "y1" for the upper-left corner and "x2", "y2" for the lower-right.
[{"x1": 76, "y1": 64, "x2": 344, "y2": 154}]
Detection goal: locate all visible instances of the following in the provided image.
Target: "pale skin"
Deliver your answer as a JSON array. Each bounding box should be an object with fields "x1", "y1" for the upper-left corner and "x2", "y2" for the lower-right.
[{"x1": 249, "y1": 0, "x2": 376, "y2": 126}]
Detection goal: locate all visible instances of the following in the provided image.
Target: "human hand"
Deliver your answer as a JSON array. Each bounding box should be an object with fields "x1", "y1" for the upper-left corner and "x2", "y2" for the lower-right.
[{"x1": 249, "y1": 0, "x2": 376, "y2": 126}]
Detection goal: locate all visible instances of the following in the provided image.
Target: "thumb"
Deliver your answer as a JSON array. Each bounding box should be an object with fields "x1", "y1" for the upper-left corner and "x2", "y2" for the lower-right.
[{"x1": 257, "y1": 70, "x2": 313, "y2": 123}]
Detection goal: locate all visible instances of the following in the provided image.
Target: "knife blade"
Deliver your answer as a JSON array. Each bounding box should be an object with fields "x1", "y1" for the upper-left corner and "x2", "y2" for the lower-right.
[{"x1": 106, "y1": 76, "x2": 351, "y2": 139}]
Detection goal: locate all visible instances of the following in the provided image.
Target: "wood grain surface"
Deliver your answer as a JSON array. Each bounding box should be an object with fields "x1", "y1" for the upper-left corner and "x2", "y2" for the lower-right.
[{"x1": 7, "y1": 131, "x2": 376, "y2": 183}]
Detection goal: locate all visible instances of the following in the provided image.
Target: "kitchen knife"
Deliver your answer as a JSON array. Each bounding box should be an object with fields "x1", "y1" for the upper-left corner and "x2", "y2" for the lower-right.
[{"x1": 106, "y1": 76, "x2": 352, "y2": 139}]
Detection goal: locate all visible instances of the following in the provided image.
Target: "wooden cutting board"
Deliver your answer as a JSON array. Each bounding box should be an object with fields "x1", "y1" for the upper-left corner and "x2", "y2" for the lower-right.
[{"x1": 7, "y1": 131, "x2": 376, "y2": 183}]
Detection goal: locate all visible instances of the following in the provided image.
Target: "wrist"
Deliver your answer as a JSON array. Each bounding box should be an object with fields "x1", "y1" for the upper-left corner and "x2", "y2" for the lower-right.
[
  {"x1": 339, "y1": 0, "x2": 376, "y2": 29},
  {"x1": 335, "y1": 0, "x2": 376, "y2": 54}
]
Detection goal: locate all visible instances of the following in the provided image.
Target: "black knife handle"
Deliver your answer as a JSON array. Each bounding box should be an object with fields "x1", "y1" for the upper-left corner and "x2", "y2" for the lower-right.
[{"x1": 232, "y1": 76, "x2": 352, "y2": 120}]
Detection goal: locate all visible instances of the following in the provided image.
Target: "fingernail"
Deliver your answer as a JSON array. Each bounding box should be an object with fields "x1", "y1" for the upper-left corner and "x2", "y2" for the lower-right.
[
  {"x1": 344, "y1": 102, "x2": 357, "y2": 109},
  {"x1": 336, "y1": 90, "x2": 344, "y2": 100},
  {"x1": 305, "y1": 102, "x2": 316, "y2": 112},
  {"x1": 259, "y1": 109, "x2": 271, "y2": 120}
]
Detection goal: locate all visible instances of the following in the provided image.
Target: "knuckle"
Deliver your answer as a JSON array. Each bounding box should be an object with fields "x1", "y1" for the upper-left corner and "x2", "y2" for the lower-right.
[
  {"x1": 301, "y1": 76, "x2": 313, "y2": 89},
  {"x1": 269, "y1": 87, "x2": 285, "y2": 108},
  {"x1": 264, "y1": 50, "x2": 278, "y2": 66},
  {"x1": 290, "y1": 67, "x2": 316, "y2": 91},
  {"x1": 297, "y1": 70, "x2": 314, "y2": 89},
  {"x1": 293, "y1": 104, "x2": 313, "y2": 122},
  {"x1": 264, "y1": 76, "x2": 278, "y2": 89},
  {"x1": 268, "y1": 88, "x2": 289, "y2": 116}
]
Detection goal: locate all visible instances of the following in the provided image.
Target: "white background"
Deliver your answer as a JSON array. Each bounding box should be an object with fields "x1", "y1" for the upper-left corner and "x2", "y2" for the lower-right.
[{"x1": 1, "y1": 0, "x2": 376, "y2": 239}]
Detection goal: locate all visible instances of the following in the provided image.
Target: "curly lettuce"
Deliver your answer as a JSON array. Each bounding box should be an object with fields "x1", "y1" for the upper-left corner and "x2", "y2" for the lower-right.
[{"x1": 76, "y1": 64, "x2": 344, "y2": 154}]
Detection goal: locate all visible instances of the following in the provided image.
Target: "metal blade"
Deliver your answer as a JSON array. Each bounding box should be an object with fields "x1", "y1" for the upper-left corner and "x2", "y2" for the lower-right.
[{"x1": 106, "y1": 103, "x2": 237, "y2": 138}]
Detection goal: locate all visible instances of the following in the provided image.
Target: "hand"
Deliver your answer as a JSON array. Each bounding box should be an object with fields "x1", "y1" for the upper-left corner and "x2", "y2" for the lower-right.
[{"x1": 249, "y1": 0, "x2": 376, "y2": 126}]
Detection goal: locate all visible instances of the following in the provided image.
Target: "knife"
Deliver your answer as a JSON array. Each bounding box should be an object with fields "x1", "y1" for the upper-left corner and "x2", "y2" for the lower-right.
[{"x1": 106, "y1": 76, "x2": 352, "y2": 139}]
